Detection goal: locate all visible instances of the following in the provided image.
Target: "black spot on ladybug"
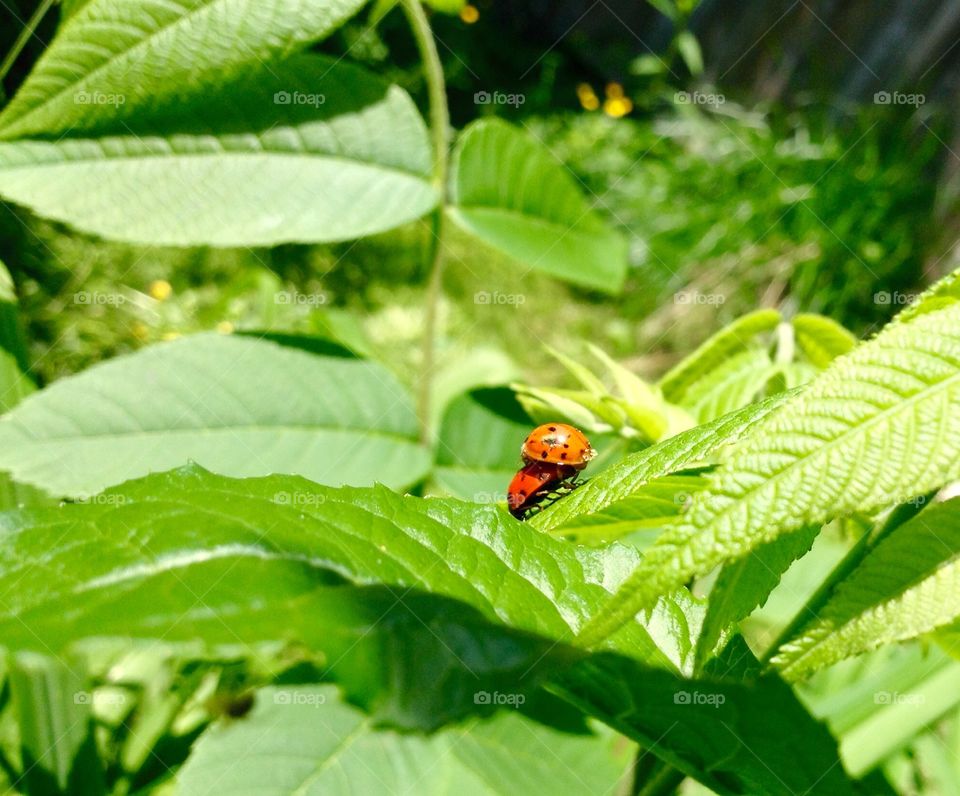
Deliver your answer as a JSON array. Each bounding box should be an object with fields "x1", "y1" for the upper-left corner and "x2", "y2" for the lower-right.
[
  {"x1": 563, "y1": 443, "x2": 569, "y2": 448},
  {"x1": 548, "y1": 426, "x2": 557, "y2": 431},
  {"x1": 541, "y1": 452, "x2": 547, "y2": 459},
  {"x1": 561, "y1": 452, "x2": 568, "y2": 459}
]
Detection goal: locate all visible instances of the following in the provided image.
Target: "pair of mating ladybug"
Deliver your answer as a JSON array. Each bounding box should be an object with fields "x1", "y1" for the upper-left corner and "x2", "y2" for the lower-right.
[{"x1": 507, "y1": 423, "x2": 595, "y2": 519}]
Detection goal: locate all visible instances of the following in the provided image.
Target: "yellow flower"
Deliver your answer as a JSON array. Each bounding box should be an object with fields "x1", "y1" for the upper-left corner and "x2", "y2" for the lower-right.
[
  {"x1": 460, "y1": 4, "x2": 479, "y2": 23},
  {"x1": 577, "y1": 83, "x2": 599, "y2": 111},
  {"x1": 603, "y1": 96, "x2": 633, "y2": 118},
  {"x1": 131, "y1": 322, "x2": 150, "y2": 341},
  {"x1": 605, "y1": 82, "x2": 625, "y2": 99},
  {"x1": 148, "y1": 279, "x2": 172, "y2": 301}
]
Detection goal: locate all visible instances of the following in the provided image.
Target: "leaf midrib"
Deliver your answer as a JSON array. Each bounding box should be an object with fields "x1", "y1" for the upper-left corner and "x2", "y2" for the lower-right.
[
  {"x1": 783, "y1": 548, "x2": 960, "y2": 673},
  {"x1": 0, "y1": 146, "x2": 433, "y2": 182},
  {"x1": 696, "y1": 344, "x2": 960, "y2": 531}
]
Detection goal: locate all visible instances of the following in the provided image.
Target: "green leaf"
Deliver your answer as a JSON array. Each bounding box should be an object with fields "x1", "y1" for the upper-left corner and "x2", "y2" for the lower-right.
[
  {"x1": 675, "y1": 31, "x2": 704, "y2": 75},
  {"x1": 659, "y1": 309, "x2": 781, "y2": 406},
  {"x1": 0, "y1": 0, "x2": 369, "y2": 139},
  {"x1": 177, "y1": 684, "x2": 632, "y2": 795},
  {"x1": 425, "y1": 0, "x2": 467, "y2": 12},
  {"x1": 448, "y1": 119, "x2": 628, "y2": 293},
  {"x1": 429, "y1": 348, "x2": 521, "y2": 436},
  {"x1": 581, "y1": 303, "x2": 960, "y2": 646},
  {"x1": 801, "y1": 643, "x2": 960, "y2": 777},
  {"x1": 555, "y1": 637, "x2": 857, "y2": 796},
  {"x1": 8, "y1": 652, "x2": 104, "y2": 795},
  {"x1": 0, "y1": 334, "x2": 431, "y2": 496},
  {"x1": 0, "y1": 466, "x2": 680, "y2": 669},
  {"x1": 773, "y1": 499, "x2": 960, "y2": 680},
  {"x1": 695, "y1": 525, "x2": 820, "y2": 666},
  {"x1": 792, "y1": 313, "x2": 857, "y2": 368},
  {"x1": 547, "y1": 474, "x2": 703, "y2": 547},
  {"x1": 679, "y1": 347, "x2": 777, "y2": 422},
  {"x1": 433, "y1": 387, "x2": 530, "y2": 500},
  {"x1": 530, "y1": 392, "x2": 793, "y2": 532},
  {"x1": 0, "y1": 56, "x2": 436, "y2": 246}
]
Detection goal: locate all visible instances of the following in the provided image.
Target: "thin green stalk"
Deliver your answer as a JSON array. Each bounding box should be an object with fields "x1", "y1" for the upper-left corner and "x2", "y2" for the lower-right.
[
  {"x1": 635, "y1": 760, "x2": 686, "y2": 796},
  {"x1": 0, "y1": 0, "x2": 56, "y2": 87},
  {"x1": 400, "y1": 0, "x2": 450, "y2": 445}
]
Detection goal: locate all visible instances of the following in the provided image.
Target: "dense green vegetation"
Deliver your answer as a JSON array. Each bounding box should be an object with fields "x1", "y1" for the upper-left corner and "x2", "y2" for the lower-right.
[{"x1": 0, "y1": 1, "x2": 958, "y2": 795}]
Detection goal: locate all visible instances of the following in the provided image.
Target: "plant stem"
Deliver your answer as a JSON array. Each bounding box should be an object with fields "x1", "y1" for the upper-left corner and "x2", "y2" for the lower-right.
[
  {"x1": 635, "y1": 761, "x2": 686, "y2": 796},
  {"x1": 400, "y1": 0, "x2": 450, "y2": 445},
  {"x1": 0, "y1": 0, "x2": 56, "y2": 88}
]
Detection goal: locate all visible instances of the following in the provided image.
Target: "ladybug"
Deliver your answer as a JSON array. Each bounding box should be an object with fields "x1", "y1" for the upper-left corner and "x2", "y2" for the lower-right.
[
  {"x1": 521, "y1": 423, "x2": 596, "y2": 470},
  {"x1": 507, "y1": 461, "x2": 579, "y2": 519}
]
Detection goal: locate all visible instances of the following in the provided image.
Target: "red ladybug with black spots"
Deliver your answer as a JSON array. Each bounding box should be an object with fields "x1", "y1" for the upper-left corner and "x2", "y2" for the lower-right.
[{"x1": 507, "y1": 424, "x2": 596, "y2": 519}]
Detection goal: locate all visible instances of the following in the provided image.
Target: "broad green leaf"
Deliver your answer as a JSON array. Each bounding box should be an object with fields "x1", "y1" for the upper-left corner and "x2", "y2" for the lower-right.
[
  {"x1": 432, "y1": 387, "x2": 530, "y2": 500},
  {"x1": 448, "y1": 119, "x2": 628, "y2": 293},
  {"x1": 555, "y1": 637, "x2": 857, "y2": 796},
  {"x1": 530, "y1": 392, "x2": 793, "y2": 532},
  {"x1": 0, "y1": 333, "x2": 431, "y2": 496},
  {"x1": 0, "y1": 0, "x2": 369, "y2": 139},
  {"x1": 178, "y1": 684, "x2": 632, "y2": 796},
  {"x1": 695, "y1": 525, "x2": 820, "y2": 665},
  {"x1": 792, "y1": 313, "x2": 857, "y2": 368},
  {"x1": 659, "y1": 309, "x2": 780, "y2": 405},
  {"x1": 580, "y1": 303, "x2": 960, "y2": 646},
  {"x1": 0, "y1": 466, "x2": 683, "y2": 671},
  {"x1": 548, "y1": 474, "x2": 703, "y2": 547},
  {"x1": 773, "y1": 499, "x2": 960, "y2": 680},
  {"x1": 8, "y1": 652, "x2": 104, "y2": 795},
  {"x1": 0, "y1": 56, "x2": 436, "y2": 246}
]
